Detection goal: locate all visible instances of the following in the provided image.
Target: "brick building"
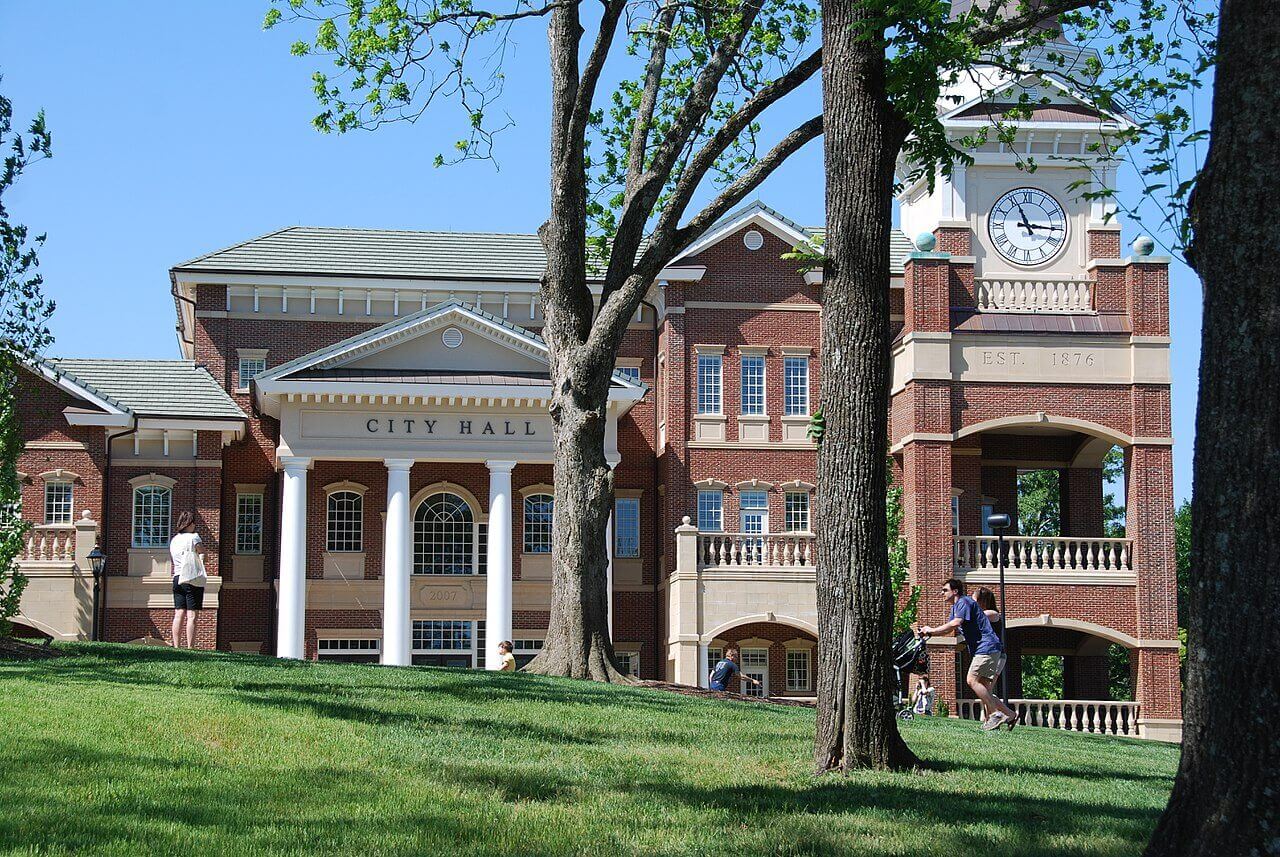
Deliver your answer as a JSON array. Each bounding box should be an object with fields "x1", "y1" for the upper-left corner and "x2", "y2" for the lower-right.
[{"x1": 10, "y1": 52, "x2": 1182, "y2": 740}]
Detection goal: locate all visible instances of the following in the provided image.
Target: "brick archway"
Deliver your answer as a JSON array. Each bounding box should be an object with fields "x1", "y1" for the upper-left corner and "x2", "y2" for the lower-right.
[{"x1": 706, "y1": 621, "x2": 817, "y2": 697}]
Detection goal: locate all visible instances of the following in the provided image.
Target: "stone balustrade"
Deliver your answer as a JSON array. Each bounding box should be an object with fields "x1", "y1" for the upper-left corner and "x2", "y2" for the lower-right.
[
  {"x1": 698, "y1": 532, "x2": 816, "y2": 569},
  {"x1": 954, "y1": 535, "x2": 1132, "y2": 573},
  {"x1": 957, "y1": 698, "x2": 1142, "y2": 737},
  {"x1": 21, "y1": 527, "x2": 78, "y2": 564},
  {"x1": 975, "y1": 277, "x2": 1094, "y2": 313}
]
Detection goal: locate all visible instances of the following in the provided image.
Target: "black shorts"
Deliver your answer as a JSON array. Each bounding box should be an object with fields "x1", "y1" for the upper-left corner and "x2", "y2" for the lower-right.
[{"x1": 172, "y1": 576, "x2": 205, "y2": 610}]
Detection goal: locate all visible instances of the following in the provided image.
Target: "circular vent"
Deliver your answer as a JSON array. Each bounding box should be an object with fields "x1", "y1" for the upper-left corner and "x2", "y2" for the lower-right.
[
  {"x1": 441, "y1": 327, "x2": 464, "y2": 349},
  {"x1": 743, "y1": 229, "x2": 765, "y2": 251}
]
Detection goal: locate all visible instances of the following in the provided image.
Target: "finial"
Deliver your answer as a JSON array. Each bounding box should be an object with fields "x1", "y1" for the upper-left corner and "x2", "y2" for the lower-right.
[
  {"x1": 1132, "y1": 236, "x2": 1155, "y2": 257},
  {"x1": 681, "y1": 515, "x2": 691, "y2": 526},
  {"x1": 915, "y1": 232, "x2": 938, "y2": 252}
]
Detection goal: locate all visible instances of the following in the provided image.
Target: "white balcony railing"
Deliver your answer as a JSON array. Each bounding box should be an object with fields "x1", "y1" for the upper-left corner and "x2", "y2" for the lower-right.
[
  {"x1": 20, "y1": 527, "x2": 77, "y2": 564},
  {"x1": 957, "y1": 698, "x2": 1141, "y2": 737},
  {"x1": 975, "y1": 277, "x2": 1094, "y2": 313},
  {"x1": 699, "y1": 532, "x2": 816, "y2": 569},
  {"x1": 954, "y1": 535, "x2": 1132, "y2": 574}
]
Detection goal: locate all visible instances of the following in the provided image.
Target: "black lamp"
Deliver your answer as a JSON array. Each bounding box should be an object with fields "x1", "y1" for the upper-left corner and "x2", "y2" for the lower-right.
[{"x1": 87, "y1": 546, "x2": 106, "y2": 642}]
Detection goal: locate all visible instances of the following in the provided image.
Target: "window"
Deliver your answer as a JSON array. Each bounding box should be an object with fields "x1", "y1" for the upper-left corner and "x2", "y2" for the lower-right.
[
  {"x1": 697, "y1": 353, "x2": 722, "y2": 414},
  {"x1": 951, "y1": 495, "x2": 961, "y2": 538},
  {"x1": 741, "y1": 648, "x2": 769, "y2": 697},
  {"x1": 615, "y1": 651, "x2": 637, "y2": 676},
  {"x1": 235, "y1": 493, "x2": 264, "y2": 555},
  {"x1": 317, "y1": 638, "x2": 380, "y2": 664},
  {"x1": 476, "y1": 522, "x2": 489, "y2": 576},
  {"x1": 740, "y1": 354, "x2": 765, "y2": 415},
  {"x1": 523, "y1": 493, "x2": 554, "y2": 554},
  {"x1": 706, "y1": 647, "x2": 723, "y2": 679},
  {"x1": 697, "y1": 490, "x2": 723, "y2": 532},
  {"x1": 615, "y1": 497, "x2": 640, "y2": 558},
  {"x1": 238, "y1": 356, "x2": 267, "y2": 388},
  {"x1": 786, "y1": 649, "x2": 811, "y2": 692},
  {"x1": 326, "y1": 491, "x2": 363, "y2": 552},
  {"x1": 784, "y1": 491, "x2": 810, "y2": 533},
  {"x1": 412, "y1": 620, "x2": 477, "y2": 668},
  {"x1": 513, "y1": 638, "x2": 543, "y2": 669},
  {"x1": 414, "y1": 492, "x2": 474, "y2": 574},
  {"x1": 784, "y1": 356, "x2": 809, "y2": 415},
  {"x1": 131, "y1": 485, "x2": 171, "y2": 548},
  {"x1": 615, "y1": 365, "x2": 641, "y2": 384},
  {"x1": 44, "y1": 482, "x2": 73, "y2": 525},
  {"x1": 981, "y1": 502, "x2": 996, "y2": 536}
]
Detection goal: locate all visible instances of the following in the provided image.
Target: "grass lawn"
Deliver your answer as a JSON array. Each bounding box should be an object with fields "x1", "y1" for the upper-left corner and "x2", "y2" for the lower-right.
[{"x1": 0, "y1": 644, "x2": 1176, "y2": 856}]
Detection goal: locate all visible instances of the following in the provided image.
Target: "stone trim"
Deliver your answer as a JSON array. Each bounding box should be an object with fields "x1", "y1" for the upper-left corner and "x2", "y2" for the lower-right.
[
  {"x1": 323, "y1": 480, "x2": 368, "y2": 496},
  {"x1": 519, "y1": 483, "x2": 555, "y2": 498},
  {"x1": 684, "y1": 301, "x2": 820, "y2": 312},
  {"x1": 692, "y1": 344, "x2": 726, "y2": 354},
  {"x1": 38, "y1": 468, "x2": 81, "y2": 483},
  {"x1": 693, "y1": 478, "x2": 730, "y2": 490},
  {"x1": 734, "y1": 479, "x2": 774, "y2": 490},
  {"x1": 127, "y1": 472, "x2": 178, "y2": 490},
  {"x1": 782, "y1": 637, "x2": 816, "y2": 650},
  {"x1": 737, "y1": 345, "x2": 770, "y2": 355}
]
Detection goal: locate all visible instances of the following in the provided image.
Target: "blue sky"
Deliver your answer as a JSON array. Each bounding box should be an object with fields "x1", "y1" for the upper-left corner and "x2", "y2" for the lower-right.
[{"x1": 1, "y1": 2, "x2": 1201, "y2": 502}]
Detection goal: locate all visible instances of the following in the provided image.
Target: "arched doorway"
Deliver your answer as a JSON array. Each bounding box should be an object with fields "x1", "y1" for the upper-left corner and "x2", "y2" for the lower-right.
[{"x1": 701, "y1": 620, "x2": 818, "y2": 698}]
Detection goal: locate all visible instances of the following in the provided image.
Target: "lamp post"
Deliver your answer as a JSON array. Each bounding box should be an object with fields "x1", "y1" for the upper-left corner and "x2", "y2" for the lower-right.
[
  {"x1": 985, "y1": 513, "x2": 1011, "y2": 704},
  {"x1": 87, "y1": 546, "x2": 106, "y2": 642}
]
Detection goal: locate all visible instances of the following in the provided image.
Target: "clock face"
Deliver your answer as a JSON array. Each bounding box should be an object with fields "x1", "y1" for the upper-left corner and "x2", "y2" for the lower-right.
[{"x1": 988, "y1": 187, "x2": 1069, "y2": 265}]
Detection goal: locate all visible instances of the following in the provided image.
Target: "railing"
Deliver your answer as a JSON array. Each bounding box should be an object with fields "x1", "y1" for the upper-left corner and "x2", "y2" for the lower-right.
[
  {"x1": 975, "y1": 277, "x2": 1094, "y2": 313},
  {"x1": 958, "y1": 698, "x2": 1141, "y2": 737},
  {"x1": 699, "y1": 532, "x2": 816, "y2": 568},
  {"x1": 20, "y1": 527, "x2": 77, "y2": 564},
  {"x1": 954, "y1": 535, "x2": 1132, "y2": 573}
]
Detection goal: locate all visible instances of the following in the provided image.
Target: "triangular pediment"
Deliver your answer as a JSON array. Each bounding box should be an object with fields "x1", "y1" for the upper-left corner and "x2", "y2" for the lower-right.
[
  {"x1": 668, "y1": 200, "x2": 816, "y2": 265},
  {"x1": 941, "y1": 74, "x2": 1130, "y2": 127}
]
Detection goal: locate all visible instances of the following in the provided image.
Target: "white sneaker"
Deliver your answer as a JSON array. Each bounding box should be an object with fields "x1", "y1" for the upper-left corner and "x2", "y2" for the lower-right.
[{"x1": 981, "y1": 712, "x2": 1009, "y2": 731}]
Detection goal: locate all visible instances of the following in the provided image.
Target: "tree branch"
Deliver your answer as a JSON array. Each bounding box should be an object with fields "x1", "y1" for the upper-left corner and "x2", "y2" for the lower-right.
[
  {"x1": 967, "y1": 0, "x2": 1100, "y2": 48},
  {"x1": 569, "y1": 0, "x2": 628, "y2": 146},
  {"x1": 625, "y1": 0, "x2": 681, "y2": 196}
]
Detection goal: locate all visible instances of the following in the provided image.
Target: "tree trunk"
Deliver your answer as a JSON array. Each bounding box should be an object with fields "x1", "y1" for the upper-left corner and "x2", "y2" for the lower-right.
[
  {"x1": 813, "y1": 0, "x2": 917, "y2": 772},
  {"x1": 1145, "y1": 2, "x2": 1280, "y2": 853},
  {"x1": 522, "y1": 1, "x2": 627, "y2": 681}
]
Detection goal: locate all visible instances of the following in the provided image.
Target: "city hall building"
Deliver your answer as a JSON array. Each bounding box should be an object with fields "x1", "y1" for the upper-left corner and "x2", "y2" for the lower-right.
[{"x1": 11, "y1": 58, "x2": 1182, "y2": 740}]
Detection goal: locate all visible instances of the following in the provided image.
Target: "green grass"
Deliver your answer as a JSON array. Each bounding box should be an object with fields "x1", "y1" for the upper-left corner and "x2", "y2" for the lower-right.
[{"x1": 0, "y1": 644, "x2": 1177, "y2": 856}]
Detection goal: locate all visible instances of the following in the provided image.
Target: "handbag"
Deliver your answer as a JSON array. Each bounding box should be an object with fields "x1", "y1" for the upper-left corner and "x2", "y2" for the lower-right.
[{"x1": 176, "y1": 539, "x2": 207, "y2": 587}]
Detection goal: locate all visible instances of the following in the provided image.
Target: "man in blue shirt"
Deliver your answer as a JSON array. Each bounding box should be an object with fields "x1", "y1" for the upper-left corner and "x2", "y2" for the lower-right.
[
  {"x1": 708, "y1": 646, "x2": 763, "y2": 694},
  {"x1": 920, "y1": 578, "x2": 1018, "y2": 731}
]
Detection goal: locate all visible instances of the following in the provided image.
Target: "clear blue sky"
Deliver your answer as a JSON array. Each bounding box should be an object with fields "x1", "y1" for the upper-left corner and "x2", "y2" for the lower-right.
[{"x1": 0, "y1": 1, "x2": 1201, "y2": 502}]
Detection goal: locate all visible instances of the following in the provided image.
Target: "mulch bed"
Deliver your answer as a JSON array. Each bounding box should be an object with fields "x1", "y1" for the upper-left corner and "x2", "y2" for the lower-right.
[
  {"x1": 0, "y1": 637, "x2": 63, "y2": 661},
  {"x1": 635, "y1": 679, "x2": 816, "y2": 707}
]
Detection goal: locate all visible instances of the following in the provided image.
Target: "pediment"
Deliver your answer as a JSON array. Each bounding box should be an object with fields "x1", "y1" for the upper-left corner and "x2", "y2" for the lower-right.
[{"x1": 942, "y1": 74, "x2": 1129, "y2": 127}]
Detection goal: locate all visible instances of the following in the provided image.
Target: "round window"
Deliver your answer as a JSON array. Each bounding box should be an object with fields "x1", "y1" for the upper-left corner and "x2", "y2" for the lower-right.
[
  {"x1": 441, "y1": 327, "x2": 464, "y2": 349},
  {"x1": 743, "y1": 229, "x2": 765, "y2": 251}
]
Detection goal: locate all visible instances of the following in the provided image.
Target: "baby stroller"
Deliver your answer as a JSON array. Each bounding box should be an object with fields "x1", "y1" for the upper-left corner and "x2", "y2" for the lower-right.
[{"x1": 891, "y1": 631, "x2": 930, "y2": 721}]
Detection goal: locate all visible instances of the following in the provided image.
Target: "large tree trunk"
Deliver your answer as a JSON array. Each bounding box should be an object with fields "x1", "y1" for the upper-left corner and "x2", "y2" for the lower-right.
[
  {"x1": 523, "y1": 1, "x2": 627, "y2": 681},
  {"x1": 1144, "y1": 2, "x2": 1280, "y2": 853},
  {"x1": 813, "y1": 0, "x2": 917, "y2": 772}
]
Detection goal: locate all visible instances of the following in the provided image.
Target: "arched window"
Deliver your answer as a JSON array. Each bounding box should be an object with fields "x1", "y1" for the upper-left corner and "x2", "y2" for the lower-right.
[
  {"x1": 523, "y1": 493, "x2": 554, "y2": 554},
  {"x1": 132, "y1": 486, "x2": 172, "y2": 548},
  {"x1": 326, "y1": 491, "x2": 364, "y2": 552},
  {"x1": 414, "y1": 492, "x2": 474, "y2": 575}
]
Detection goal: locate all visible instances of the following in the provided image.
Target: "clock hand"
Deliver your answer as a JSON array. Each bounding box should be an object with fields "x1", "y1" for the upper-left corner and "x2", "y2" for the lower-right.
[{"x1": 1016, "y1": 205, "x2": 1038, "y2": 235}]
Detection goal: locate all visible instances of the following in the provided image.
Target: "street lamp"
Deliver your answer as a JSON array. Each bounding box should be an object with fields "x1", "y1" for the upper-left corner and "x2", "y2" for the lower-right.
[
  {"x1": 985, "y1": 513, "x2": 1012, "y2": 704},
  {"x1": 87, "y1": 546, "x2": 106, "y2": 642}
]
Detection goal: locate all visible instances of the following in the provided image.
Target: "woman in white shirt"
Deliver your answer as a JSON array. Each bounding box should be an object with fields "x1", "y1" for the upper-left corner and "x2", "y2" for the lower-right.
[{"x1": 169, "y1": 511, "x2": 206, "y2": 648}]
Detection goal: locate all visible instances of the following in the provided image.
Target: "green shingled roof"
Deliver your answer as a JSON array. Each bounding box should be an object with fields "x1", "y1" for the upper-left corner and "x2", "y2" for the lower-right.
[{"x1": 49, "y1": 359, "x2": 246, "y2": 420}]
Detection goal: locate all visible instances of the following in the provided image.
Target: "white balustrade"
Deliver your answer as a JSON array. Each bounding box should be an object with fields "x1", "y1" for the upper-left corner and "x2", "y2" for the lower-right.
[
  {"x1": 21, "y1": 527, "x2": 77, "y2": 563},
  {"x1": 954, "y1": 535, "x2": 1132, "y2": 573},
  {"x1": 975, "y1": 277, "x2": 1094, "y2": 313},
  {"x1": 957, "y1": 698, "x2": 1141, "y2": 737},
  {"x1": 698, "y1": 532, "x2": 816, "y2": 569}
]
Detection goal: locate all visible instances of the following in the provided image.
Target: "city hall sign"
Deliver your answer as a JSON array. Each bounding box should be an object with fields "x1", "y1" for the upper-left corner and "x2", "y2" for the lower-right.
[{"x1": 301, "y1": 410, "x2": 552, "y2": 443}]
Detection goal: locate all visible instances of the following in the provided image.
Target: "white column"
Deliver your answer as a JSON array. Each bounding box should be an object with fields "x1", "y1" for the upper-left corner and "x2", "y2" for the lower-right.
[
  {"x1": 382, "y1": 459, "x2": 414, "y2": 666},
  {"x1": 605, "y1": 511, "x2": 614, "y2": 637},
  {"x1": 484, "y1": 460, "x2": 516, "y2": 669},
  {"x1": 276, "y1": 456, "x2": 310, "y2": 659},
  {"x1": 698, "y1": 643, "x2": 710, "y2": 689}
]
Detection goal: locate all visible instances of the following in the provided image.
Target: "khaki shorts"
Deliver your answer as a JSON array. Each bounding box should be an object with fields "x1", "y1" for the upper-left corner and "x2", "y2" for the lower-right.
[{"x1": 968, "y1": 653, "x2": 1006, "y2": 682}]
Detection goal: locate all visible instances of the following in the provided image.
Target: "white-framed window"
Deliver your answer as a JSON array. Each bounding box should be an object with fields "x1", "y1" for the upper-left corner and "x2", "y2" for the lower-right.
[
  {"x1": 412, "y1": 619, "x2": 479, "y2": 668},
  {"x1": 697, "y1": 490, "x2": 723, "y2": 532},
  {"x1": 615, "y1": 365, "x2": 641, "y2": 384},
  {"x1": 476, "y1": 522, "x2": 489, "y2": 575},
  {"x1": 706, "y1": 647, "x2": 723, "y2": 679},
  {"x1": 784, "y1": 491, "x2": 810, "y2": 532},
  {"x1": 44, "y1": 481, "x2": 73, "y2": 525},
  {"x1": 317, "y1": 638, "x2": 380, "y2": 663},
  {"x1": 238, "y1": 356, "x2": 267, "y2": 388},
  {"x1": 235, "y1": 493, "x2": 263, "y2": 555},
  {"x1": 615, "y1": 650, "x2": 638, "y2": 676},
  {"x1": 786, "y1": 649, "x2": 811, "y2": 692},
  {"x1": 741, "y1": 648, "x2": 769, "y2": 697},
  {"x1": 513, "y1": 638, "x2": 543, "y2": 669},
  {"x1": 326, "y1": 490, "x2": 364, "y2": 553},
  {"x1": 740, "y1": 354, "x2": 765, "y2": 415},
  {"x1": 131, "y1": 485, "x2": 171, "y2": 548},
  {"x1": 981, "y1": 502, "x2": 996, "y2": 536},
  {"x1": 952, "y1": 495, "x2": 961, "y2": 538},
  {"x1": 414, "y1": 492, "x2": 474, "y2": 574},
  {"x1": 784, "y1": 356, "x2": 809, "y2": 416},
  {"x1": 697, "y1": 353, "x2": 722, "y2": 415},
  {"x1": 614, "y1": 497, "x2": 640, "y2": 558},
  {"x1": 523, "y1": 493, "x2": 554, "y2": 554}
]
